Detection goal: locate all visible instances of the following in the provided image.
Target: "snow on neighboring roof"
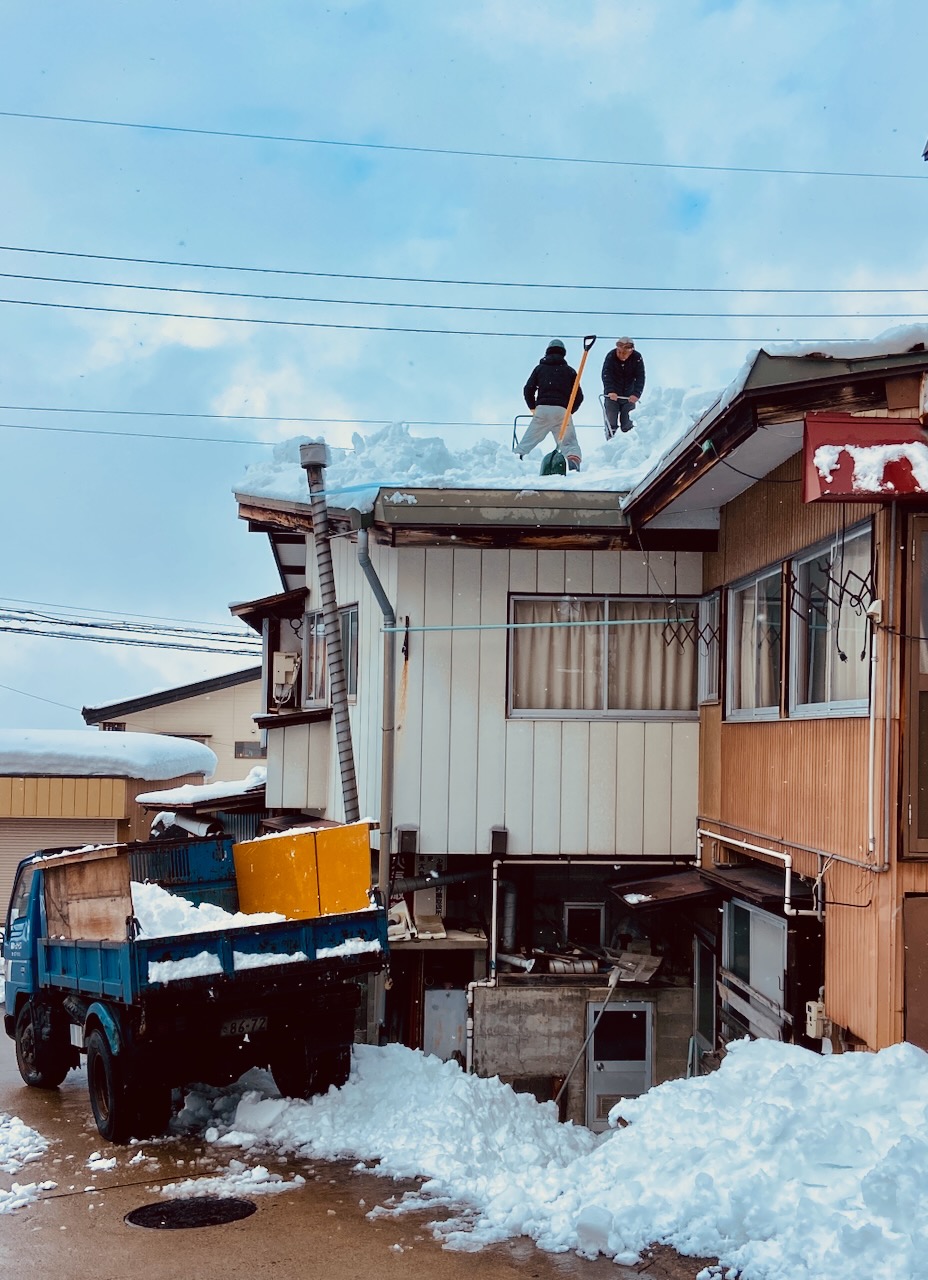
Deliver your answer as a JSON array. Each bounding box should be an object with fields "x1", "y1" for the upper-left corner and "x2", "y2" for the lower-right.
[
  {"x1": 137, "y1": 765, "x2": 266, "y2": 807},
  {"x1": 234, "y1": 392, "x2": 719, "y2": 515},
  {"x1": 0, "y1": 729, "x2": 217, "y2": 781}
]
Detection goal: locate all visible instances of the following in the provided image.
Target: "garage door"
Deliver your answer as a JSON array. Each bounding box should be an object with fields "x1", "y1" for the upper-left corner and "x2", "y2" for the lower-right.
[{"x1": 0, "y1": 819, "x2": 118, "y2": 921}]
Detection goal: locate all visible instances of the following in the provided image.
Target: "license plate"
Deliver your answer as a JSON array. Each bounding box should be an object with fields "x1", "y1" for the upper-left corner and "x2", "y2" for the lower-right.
[{"x1": 221, "y1": 1015, "x2": 268, "y2": 1037}]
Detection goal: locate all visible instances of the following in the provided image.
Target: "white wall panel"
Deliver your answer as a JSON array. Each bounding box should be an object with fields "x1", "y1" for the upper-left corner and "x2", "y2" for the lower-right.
[
  {"x1": 531, "y1": 721, "x2": 563, "y2": 853},
  {"x1": 614, "y1": 723, "x2": 646, "y2": 853},
  {"x1": 588, "y1": 723, "x2": 619, "y2": 853},
  {"x1": 475, "y1": 551, "x2": 509, "y2": 852},
  {"x1": 447, "y1": 549, "x2": 481, "y2": 851},
  {"x1": 642, "y1": 723, "x2": 673, "y2": 853},
  {"x1": 419, "y1": 548, "x2": 454, "y2": 851},
  {"x1": 560, "y1": 722, "x2": 590, "y2": 854}
]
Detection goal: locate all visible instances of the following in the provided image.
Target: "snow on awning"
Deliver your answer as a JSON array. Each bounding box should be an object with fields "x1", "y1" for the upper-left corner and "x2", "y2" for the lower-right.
[
  {"x1": 609, "y1": 868, "x2": 718, "y2": 909},
  {"x1": 804, "y1": 412, "x2": 928, "y2": 502}
]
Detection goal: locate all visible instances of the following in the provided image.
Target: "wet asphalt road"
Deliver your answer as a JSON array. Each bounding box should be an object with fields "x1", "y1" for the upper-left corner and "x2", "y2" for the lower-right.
[{"x1": 0, "y1": 1024, "x2": 714, "y2": 1280}]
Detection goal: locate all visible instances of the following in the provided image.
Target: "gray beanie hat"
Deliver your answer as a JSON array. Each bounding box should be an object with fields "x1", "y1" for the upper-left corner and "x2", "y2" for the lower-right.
[{"x1": 546, "y1": 337, "x2": 567, "y2": 352}]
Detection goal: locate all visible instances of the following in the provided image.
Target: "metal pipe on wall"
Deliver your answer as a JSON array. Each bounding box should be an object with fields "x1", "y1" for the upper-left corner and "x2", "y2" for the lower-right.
[
  {"x1": 356, "y1": 524, "x2": 395, "y2": 894},
  {"x1": 300, "y1": 442, "x2": 359, "y2": 823}
]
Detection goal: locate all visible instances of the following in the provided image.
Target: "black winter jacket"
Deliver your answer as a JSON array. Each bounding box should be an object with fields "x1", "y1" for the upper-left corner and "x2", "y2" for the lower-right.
[
  {"x1": 523, "y1": 352, "x2": 584, "y2": 412},
  {"x1": 601, "y1": 349, "x2": 646, "y2": 399}
]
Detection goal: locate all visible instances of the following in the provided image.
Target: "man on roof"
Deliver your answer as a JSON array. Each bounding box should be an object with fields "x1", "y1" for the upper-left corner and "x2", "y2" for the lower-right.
[
  {"x1": 517, "y1": 338, "x2": 584, "y2": 472},
  {"x1": 602, "y1": 337, "x2": 646, "y2": 438}
]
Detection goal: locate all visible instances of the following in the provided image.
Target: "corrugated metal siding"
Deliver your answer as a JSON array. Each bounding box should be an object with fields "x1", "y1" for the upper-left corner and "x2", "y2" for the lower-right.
[
  {"x1": 0, "y1": 818, "x2": 118, "y2": 917},
  {"x1": 719, "y1": 719, "x2": 870, "y2": 861}
]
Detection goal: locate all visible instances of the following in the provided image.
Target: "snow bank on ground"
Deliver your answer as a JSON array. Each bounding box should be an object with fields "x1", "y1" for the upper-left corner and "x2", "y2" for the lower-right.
[
  {"x1": 0, "y1": 1114, "x2": 54, "y2": 1214},
  {"x1": 174, "y1": 1038, "x2": 928, "y2": 1280}
]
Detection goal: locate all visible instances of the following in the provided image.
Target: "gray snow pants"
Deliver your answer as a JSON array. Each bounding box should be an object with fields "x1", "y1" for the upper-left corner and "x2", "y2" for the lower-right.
[{"x1": 517, "y1": 405, "x2": 581, "y2": 466}]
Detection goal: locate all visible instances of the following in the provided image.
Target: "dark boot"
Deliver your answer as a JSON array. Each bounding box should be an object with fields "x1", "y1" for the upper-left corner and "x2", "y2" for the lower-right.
[{"x1": 567, "y1": 457, "x2": 581, "y2": 472}]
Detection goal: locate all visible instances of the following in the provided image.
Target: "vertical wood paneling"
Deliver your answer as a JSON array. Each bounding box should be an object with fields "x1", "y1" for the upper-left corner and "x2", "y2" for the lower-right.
[
  {"x1": 559, "y1": 722, "x2": 590, "y2": 854},
  {"x1": 614, "y1": 723, "x2": 646, "y2": 852},
  {"x1": 531, "y1": 722, "x2": 563, "y2": 853},
  {"x1": 447, "y1": 550, "x2": 481, "y2": 851},
  {"x1": 670, "y1": 722, "x2": 699, "y2": 855},
  {"x1": 475, "y1": 551, "x2": 509, "y2": 852},
  {"x1": 419, "y1": 548, "x2": 454, "y2": 851},
  {"x1": 699, "y1": 702, "x2": 722, "y2": 820},
  {"x1": 642, "y1": 723, "x2": 673, "y2": 852},
  {"x1": 504, "y1": 721, "x2": 535, "y2": 852},
  {"x1": 588, "y1": 723, "x2": 618, "y2": 853},
  {"x1": 536, "y1": 550, "x2": 566, "y2": 594},
  {"x1": 393, "y1": 548, "x2": 426, "y2": 837}
]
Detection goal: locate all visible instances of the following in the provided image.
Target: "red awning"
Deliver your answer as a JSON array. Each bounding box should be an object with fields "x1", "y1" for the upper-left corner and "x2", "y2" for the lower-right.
[{"x1": 803, "y1": 412, "x2": 928, "y2": 503}]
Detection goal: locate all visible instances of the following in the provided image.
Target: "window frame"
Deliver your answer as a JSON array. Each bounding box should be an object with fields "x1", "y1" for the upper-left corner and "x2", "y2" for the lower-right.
[
  {"x1": 302, "y1": 604, "x2": 359, "y2": 709},
  {"x1": 725, "y1": 565, "x2": 784, "y2": 722},
  {"x1": 788, "y1": 523, "x2": 872, "y2": 719},
  {"x1": 507, "y1": 592, "x2": 700, "y2": 721},
  {"x1": 697, "y1": 591, "x2": 721, "y2": 704}
]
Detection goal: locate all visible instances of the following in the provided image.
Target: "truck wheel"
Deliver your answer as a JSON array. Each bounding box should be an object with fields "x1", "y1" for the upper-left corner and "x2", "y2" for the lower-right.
[
  {"x1": 86, "y1": 1030, "x2": 171, "y2": 1143},
  {"x1": 271, "y1": 1043, "x2": 351, "y2": 1100},
  {"x1": 15, "y1": 1001, "x2": 71, "y2": 1089}
]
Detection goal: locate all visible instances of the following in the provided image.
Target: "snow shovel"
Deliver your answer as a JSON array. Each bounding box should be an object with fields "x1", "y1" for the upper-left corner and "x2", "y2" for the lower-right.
[{"x1": 540, "y1": 334, "x2": 596, "y2": 476}]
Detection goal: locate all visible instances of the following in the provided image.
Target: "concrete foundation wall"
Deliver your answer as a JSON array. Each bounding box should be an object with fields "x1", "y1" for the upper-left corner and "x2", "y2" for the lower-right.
[{"x1": 473, "y1": 982, "x2": 692, "y2": 1127}]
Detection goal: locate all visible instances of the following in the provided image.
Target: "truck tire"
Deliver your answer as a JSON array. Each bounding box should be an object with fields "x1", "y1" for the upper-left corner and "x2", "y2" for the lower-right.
[
  {"x1": 86, "y1": 1029, "x2": 172, "y2": 1143},
  {"x1": 271, "y1": 1043, "x2": 351, "y2": 1100},
  {"x1": 15, "y1": 1001, "x2": 72, "y2": 1089}
]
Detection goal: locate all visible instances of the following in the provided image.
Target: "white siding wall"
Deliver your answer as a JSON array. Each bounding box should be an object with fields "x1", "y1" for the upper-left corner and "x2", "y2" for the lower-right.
[{"x1": 266, "y1": 539, "x2": 701, "y2": 857}]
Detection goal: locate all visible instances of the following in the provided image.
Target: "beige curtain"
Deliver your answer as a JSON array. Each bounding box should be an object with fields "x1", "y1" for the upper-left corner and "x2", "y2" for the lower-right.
[
  {"x1": 831, "y1": 534, "x2": 871, "y2": 702},
  {"x1": 511, "y1": 599, "x2": 603, "y2": 710},
  {"x1": 607, "y1": 601, "x2": 697, "y2": 711}
]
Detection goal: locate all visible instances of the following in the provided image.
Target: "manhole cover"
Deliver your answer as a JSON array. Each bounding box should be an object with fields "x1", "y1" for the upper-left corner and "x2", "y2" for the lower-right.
[{"x1": 125, "y1": 1197, "x2": 257, "y2": 1230}]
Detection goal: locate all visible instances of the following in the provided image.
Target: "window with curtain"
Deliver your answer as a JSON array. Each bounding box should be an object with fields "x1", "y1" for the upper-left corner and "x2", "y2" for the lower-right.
[
  {"x1": 302, "y1": 605, "x2": 359, "y2": 706},
  {"x1": 727, "y1": 568, "x2": 782, "y2": 718},
  {"x1": 509, "y1": 595, "x2": 697, "y2": 717},
  {"x1": 790, "y1": 525, "x2": 872, "y2": 715}
]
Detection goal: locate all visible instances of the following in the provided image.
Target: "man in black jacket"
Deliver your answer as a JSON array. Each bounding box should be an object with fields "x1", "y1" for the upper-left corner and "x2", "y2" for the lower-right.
[
  {"x1": 602, "y1": 337, "x2": 645, "y2": 437},
  {"x1": 517, "y1": 338, "x2": 584, "y2": 471}
]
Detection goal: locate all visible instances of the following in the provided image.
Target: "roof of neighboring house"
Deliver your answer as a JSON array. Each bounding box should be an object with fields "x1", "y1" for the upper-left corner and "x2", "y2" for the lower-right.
[
  {"x1": 0, "y1": 729, "x2": 217, "y2": 780},
  {"x1": 622, "y1": 338, "x2": 928, "y2": 529},
  {"x1": 230, "y1": 587, "x2": 308, "y2": 633},
  {"x1": 136, "y1": 765, "x2": 266, "y2": 812},
  {"x1": 82, "y1": 666, "x2": 262, "y2": 724}
]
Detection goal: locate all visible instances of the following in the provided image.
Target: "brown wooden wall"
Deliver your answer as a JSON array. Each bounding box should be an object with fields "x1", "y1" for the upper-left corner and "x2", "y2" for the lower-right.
[
  {"x1": 0, "y1": 776, "x2": 127, "y2": 820},
  {"x1": 703, "y1": 453, "x2": 879, "y2": 590}
]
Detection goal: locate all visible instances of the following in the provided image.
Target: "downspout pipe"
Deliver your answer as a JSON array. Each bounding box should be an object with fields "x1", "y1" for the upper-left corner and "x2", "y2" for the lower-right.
[
  {"x1": 466, "y1": 859, "x2": 501, "y2": 1074},
  {"x1": 356, "y1": 523, "x2": 395, "y2": 895},
  {"x1": 300, "y1": 442, "x2": 359, "y2": 823}
]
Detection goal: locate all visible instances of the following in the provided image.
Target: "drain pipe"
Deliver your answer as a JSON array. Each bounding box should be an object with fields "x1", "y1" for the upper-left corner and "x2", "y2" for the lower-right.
[
  {"x1": 300, "y1": 442, "x2": 359, "y2": 823},
  {"x1": 697, "y1": 827, "x2": 820, "y2": 918},
  {"x1": 466, "y1": 859, "x2": 501, "y2": 1073},
  {"x1": 356, "y1": 522, "x2": 395, "y2": 895},
  {"x1": 880, "y1": 502, "x2": 898, "y2": 873}
]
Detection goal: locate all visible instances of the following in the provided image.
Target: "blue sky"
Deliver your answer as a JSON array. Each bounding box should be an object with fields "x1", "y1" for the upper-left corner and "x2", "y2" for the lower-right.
[{"x1": 1, "y1": 0, "x2": 926, "y2": 739}]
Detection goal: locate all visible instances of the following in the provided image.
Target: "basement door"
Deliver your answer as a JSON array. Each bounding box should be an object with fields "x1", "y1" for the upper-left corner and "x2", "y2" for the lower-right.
[{"x1": 584, "y1": 1001, "x2": 653, "y2": 1133}]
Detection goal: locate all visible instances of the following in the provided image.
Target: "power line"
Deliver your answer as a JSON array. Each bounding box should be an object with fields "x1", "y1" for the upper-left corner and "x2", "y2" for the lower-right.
[
  {"x1": 3, "y1": 242, "x2": 927, "y2": 295},
  {"x1": 4, "y1": 269, "x2": 927, "y2": 320},
  {"x1": 0, "y1": 595, "x2": 262, "y2": 632},
  {"x1": 0, "y1": 295, "x2": 879, "y2": 342},
  {"x1": 2, "y1": 108, "x2": 925, "y2": 183},
  {"x1": 0, "y1": 622, "x2": 259, "y2": 655},
  {"x1": 0, "y1": 681, "x2": 79, "y2": 711}
]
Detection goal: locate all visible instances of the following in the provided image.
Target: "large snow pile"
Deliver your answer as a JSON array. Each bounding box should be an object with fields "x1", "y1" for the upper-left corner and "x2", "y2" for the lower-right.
[
  {"x1": 235, "y1": 385, "x2": 718, "y2": 512},
  {"x1": 136, "y1": 764, "x2": 267, "y2": 807},
  {"x1": 171, "y1": 1037, "x2": 928, "y2": 1280},
  {"x1": 131, "y1": 880, "x2": 286, "y2": 938}
]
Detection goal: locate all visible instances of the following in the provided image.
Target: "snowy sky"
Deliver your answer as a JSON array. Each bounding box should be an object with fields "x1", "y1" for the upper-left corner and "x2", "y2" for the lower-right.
[
  {"x1": 1, "y1": 0, "x2": 927, "y2": 731},
  {"x1": 5, "y1": 1036, "x2": 928, "y2": 1280}
]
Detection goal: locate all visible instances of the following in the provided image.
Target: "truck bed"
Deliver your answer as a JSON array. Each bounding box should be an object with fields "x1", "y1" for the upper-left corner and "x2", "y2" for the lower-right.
[{"x1": 38, "y1": 906, "x2": 388, "y2": 1004}]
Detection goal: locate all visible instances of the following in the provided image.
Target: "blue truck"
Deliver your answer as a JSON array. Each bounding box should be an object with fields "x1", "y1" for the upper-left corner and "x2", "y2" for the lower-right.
[{"x1": 2, "y1": 834, "x2": 388, "y2": 1143}]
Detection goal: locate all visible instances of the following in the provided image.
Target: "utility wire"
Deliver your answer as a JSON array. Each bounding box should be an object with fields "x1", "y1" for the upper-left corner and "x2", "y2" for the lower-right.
[
  {"x1": 0, "y1": 295, "x2": 879, "y2": 342},
  {"x1": 0, "y1": 594, "x2": 261, "y2": 633},
  {"x1": 0, "y1": 623, "x2": 259, "y2": 655},
  {"x1": 0, "y1": 681, "x2": 79, "y2": 711},
  {"x1": 2, "y1": 108, "x2": 925, "y2": 183},
  {"x1": 0, "y1": 403, "x2": 498, "y2": 427},
  {"x1": 3, "y1": 269, "x2": 927, "y2": 320},
  {"x1": 3, "y1": 243, "x2": 926, "y2": 295}
]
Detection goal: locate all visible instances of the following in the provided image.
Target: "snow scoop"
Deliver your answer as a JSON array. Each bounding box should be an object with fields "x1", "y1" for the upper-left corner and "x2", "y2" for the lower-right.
[
  {"x1": 600, "y1": 393, "x2": 633, "y2": 441},
  {"x1": 540, "y1": 334, "x2": 596, "y2": 477}
]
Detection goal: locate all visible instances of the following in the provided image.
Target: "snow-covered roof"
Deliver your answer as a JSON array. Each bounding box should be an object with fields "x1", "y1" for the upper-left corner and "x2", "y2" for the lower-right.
[
  {"x1": 137, "y1": 765, "x2": 266, "y2": 807},
  {"x1": 83, "y1": 665, "x2": 261, "y2": 723},
  {"x1": 0, "y1": 729, "x2": 217, "y2": 781}
]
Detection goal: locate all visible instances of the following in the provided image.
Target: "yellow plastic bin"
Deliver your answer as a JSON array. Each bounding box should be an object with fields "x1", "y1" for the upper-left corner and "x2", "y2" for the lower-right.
[
  {"x1": 316, "y1": 822, "x2": 373, "y2": 915},
  {"x1": 232, "y1": 828, "x2": 321, "y2": 919}
]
